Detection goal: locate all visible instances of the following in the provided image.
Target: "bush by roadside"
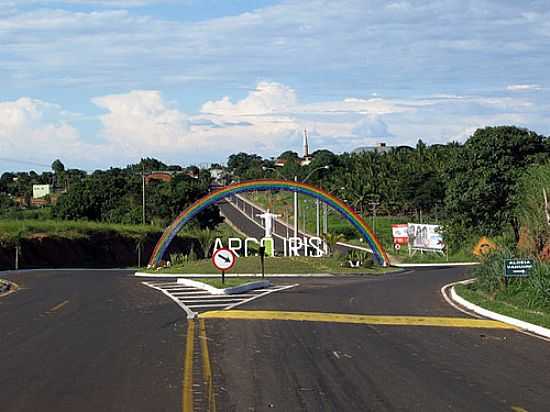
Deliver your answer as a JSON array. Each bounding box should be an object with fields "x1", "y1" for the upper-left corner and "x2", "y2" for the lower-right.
[{"x1": 459, "y1": 249, "x2": 550, "y2": 328}]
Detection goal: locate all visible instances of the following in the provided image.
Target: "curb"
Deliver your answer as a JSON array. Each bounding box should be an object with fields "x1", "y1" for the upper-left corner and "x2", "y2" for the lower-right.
[
  {"x1": 135, "y1": 271, "x2": 335, "y2": 278},
  {"x1": 442, "y1": 279, "x2": 550, "y2": 341}
]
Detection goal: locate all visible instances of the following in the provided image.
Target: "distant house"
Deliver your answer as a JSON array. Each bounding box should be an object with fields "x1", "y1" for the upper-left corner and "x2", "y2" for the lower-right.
[
  {"x1": 209, "y1": 167, "x2": 226, "y2": 183},
  {"x1": 144, "y1": 171, "x2": 178, "y2": 184},
  {"x1": 32, "y1": 184, "x2": 51, "y2": 199},
  {"x1": 352, "y1": 142, "x2": 394, "y2": 154},
  {"x1": 274, "y1": 158, "x2": 288, "y2": 167}
]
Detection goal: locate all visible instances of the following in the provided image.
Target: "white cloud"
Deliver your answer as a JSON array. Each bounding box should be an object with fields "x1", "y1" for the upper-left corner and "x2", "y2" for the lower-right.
[
  {"x1": 1, "y1": 81, "x2": 547, "y2": 171},
  {"x1": 201, "y1": 82, "x2": 298, "y2": 116},
  {"x1": 352, "y1": 116, "x2": 393, "y2": 139},
  {"x1": 0, "y1": 97, "x2": 83, "y2": 161},
  {"x1": 92, "y1": 90, "x2": 189, "y2": 153},
  {"x1": 506, "y1": 84, "x2": 542, "y2": 92}
]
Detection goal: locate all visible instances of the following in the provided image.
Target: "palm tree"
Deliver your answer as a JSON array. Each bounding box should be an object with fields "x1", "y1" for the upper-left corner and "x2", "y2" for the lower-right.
[
  {"x1": 193, "y1": 228, "x2": 217, "y2": 259},
  {"x1": 322, "y1": 232, "x2": 345, "y2": 256}
]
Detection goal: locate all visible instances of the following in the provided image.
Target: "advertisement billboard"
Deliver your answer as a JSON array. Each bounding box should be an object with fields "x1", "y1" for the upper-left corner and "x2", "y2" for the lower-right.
[
  {"x1": 407, "y1": 223, "x2": 445, "y2": 251},
  {"x1": 391, "y1": 224, "x2": 409, "y2": 246}
]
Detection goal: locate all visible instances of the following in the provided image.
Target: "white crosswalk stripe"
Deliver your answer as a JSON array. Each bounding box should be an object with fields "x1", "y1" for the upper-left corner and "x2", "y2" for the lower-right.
[{"x1": 142, "y1": 279, "x2": 296, "y2": 316}]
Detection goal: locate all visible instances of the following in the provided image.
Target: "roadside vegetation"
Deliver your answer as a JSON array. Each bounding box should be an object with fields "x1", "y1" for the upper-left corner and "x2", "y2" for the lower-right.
[
  {"x1": 1, "y1": 126, "x2": 550, "y2": 280},
  {"x1": 455, "y1": 163, "x2": 550, "y2": 328}
]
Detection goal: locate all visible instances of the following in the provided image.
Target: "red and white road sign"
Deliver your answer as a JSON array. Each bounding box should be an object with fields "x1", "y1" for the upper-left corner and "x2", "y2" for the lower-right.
[{"x1": 211, "y1": 248, "x2": 237, "y2": 272}]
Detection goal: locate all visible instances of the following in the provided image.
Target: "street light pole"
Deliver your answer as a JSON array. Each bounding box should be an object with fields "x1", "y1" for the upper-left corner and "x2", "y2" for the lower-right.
[
  {"x1": 294, "y1": 175, "x2": 298, "y2": 238},
  {"x1": 299, "y1": 165, "x2": 329, "y2": 238},
  {"x1": 142, "y1": 165, "x2": 146, "y2": 225},
  {"x1": 316, "y1": 198, "x2": 320, "y2": 237},
  {"x1": 369, "y1": 201, "x2": 380, "y2": 234}
]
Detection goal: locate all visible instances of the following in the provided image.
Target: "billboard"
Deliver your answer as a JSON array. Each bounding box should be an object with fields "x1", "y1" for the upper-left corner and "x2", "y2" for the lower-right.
[
  {"x1": 391, "y1": 224, "x2": 409, "y2": 246},
  {"x1": 407, "y1": 223, "x2": 445, "y2": 251},
  {"x1": 32, "y1": 184, "x2": 51, "y2": 199}
]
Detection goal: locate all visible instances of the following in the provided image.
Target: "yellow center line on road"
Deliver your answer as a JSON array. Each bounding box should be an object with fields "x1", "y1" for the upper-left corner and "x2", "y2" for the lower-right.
[
  {"x1": 199, "y1": 310, "x2": 516, "y2": 330},
  {"x1": 199, "y1": 319, "x2": 216, "y2": 412},
  {"x1": 182, "y1": 320, "x2": 195, "y2": 412},
  {"x1": 47, "y1": 300, "x2": 69, "y2": 313}
]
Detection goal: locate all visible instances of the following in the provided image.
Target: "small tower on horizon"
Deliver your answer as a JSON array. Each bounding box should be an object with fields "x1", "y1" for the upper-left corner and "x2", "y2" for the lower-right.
[
  {"x1": 303, "y1": 128, "x2": 310, "y2": 158},
  {"x1": 300, "y1": 128, "x2": 313, "y2": 166}
]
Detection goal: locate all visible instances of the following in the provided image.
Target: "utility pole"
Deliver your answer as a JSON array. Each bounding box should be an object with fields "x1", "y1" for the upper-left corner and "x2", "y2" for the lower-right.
[
  {"x1": 316, "y1": 198, "x2": 320, "y2": 237},
  {"x1": 322, "y1": 202, "x2": 328, "y2": 234},
  {"x1": 369, "y1": 201, "x2": 380, "y2": 234},
  {"x1": 294, "y1": 175, "x2": 298, "y2": 238},
  {"x1": 142, "y1": 165, "x2": 146, "y2": 225}
]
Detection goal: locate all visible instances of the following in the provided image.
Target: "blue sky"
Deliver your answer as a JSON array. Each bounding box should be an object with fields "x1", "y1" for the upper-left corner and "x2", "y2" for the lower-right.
[{"x1": 0, "y1": 0, "x2": 549, "y2": 172}]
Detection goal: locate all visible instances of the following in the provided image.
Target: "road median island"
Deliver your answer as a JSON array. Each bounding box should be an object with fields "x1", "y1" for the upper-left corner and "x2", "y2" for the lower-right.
[
  {"x1": 139, "y1": 256, "x2": 399, "y2": 276},
  {"x1": 447, "y1": 280, "x2": 550, "y2": 340},
  {"x1": 176, "y1": 277, "x2": 272, "y2": 294}
]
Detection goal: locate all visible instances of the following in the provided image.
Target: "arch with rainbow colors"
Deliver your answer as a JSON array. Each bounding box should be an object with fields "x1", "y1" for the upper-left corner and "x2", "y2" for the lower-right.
[{"x1": 148, "y1": 179, "x2": 391, "y2": 267}]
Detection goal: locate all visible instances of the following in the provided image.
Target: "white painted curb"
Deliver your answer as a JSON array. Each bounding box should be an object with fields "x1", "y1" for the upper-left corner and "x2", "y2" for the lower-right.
[
  {"x1": 135, "y1": 271, "x2": 334, "y2": 278},
  {"x1": 176, "y1": 278, "x2": 225, "y2": 294},
  {"x1": 443, "y1": 279, "x2": 550, "y2": 340},
  {"x1": 176, "y1": 277, "x2": 272, "y2": 295}
]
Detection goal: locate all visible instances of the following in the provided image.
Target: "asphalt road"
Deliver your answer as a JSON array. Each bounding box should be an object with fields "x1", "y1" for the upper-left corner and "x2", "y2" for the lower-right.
[
  {"x1": 0, "y1": 269, "x2": 187, "y2": 412},
  {"x1": 1, "y1": 267, "x2": 550, "y2": 411},
  {"x1": 205, "y1": 268, "x2": 550, "y2": 411}
]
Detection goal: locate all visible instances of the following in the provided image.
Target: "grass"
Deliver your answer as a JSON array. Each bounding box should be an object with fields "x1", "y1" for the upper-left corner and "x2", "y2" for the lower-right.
[
  {"x1": 0, "y1": 217, "x2": 240, "y2": 245},
  {"x1": 0, "y1": 219, "x2": 162, "y2": 244},
  {"x1": 455, "y1": 284, "x2": 550, "y2": 330},
  {"x1": 148, "y1": 255, "x2": 396, "y2": 275},
  {"x1": 398, "y1": 249, "x2": 476, "y2": 264}
]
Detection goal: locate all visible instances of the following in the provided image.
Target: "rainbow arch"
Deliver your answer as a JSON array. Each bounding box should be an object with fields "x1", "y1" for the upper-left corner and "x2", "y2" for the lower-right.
[{"x1": 148, "y1": 179, "x2": 391, "y2": 267}]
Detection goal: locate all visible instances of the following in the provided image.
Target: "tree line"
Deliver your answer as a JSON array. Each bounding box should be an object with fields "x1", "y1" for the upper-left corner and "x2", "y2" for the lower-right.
[
  {"x1": 1, "y1": 126, "x2": 549, "y2": 248},
  {"x1": 227, "y1": 126, "x2": 550, "y2": 247}
]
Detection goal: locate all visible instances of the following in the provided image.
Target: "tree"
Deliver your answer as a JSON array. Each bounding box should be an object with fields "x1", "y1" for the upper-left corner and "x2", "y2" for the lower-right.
[
  {"x1": 516, "y1": 163, "x2": 550, "y2": 256},
  {"x1": 322, "y1": 232, "x2": 345, "y2": 256},
  {"x1": 444, "y1": 126, "x2": 548, "y2": 240},
  {"x1": 227, "y1": 152, "x2": 264, "y2": 179},
  {"x1": 51, "y1": 159, "x2": 65, "y2": 174}
]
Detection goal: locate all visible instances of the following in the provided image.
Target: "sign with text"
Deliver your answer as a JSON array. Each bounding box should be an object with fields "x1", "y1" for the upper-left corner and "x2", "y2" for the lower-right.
[
  {"x1": 504, "y1": 259, "x2": 534, "y2": 277},
  {"x1": 392, "y1": 224, "x2": 409, "y2": 246},
  {"x1": 213, "y1": 236, "x2": 326, "y2": 257}
]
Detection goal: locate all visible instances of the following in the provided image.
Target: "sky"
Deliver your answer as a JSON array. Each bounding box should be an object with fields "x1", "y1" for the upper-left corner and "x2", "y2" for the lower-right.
[{"x1": 0, "y1": 0, "x2": 549, "y2": 172}]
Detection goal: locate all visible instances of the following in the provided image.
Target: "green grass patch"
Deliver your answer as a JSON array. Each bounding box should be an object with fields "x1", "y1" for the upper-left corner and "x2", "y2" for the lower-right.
[
  {"x1": 148, "y1": 255, "x2": 396, "y2": 275},
  {"x1": 0, "y1": 219, "x2": 162, "y2": 244},
  {"x1": 398, "y1": 249, "x2": 476, "y2": 264},
  {"x1": 455, "y1": 284, "x2": 550, "y2": 330},
  {"x1": 0, "y1": 219, "x2": 241, "y2": 246}
]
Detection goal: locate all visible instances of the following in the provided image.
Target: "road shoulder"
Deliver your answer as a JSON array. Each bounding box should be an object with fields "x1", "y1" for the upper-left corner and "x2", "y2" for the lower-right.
[{"x1": 442, "y1": 279, "x2": 550, "y2": 340}]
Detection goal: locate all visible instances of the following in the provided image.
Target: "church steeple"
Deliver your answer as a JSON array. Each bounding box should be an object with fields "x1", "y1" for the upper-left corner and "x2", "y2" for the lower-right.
[{"x1": 303, "y1": 128, "x2": 309, "y2": 158}]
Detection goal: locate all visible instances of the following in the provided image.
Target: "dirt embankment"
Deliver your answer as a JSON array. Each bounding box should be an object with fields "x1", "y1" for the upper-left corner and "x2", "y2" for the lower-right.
[{"x1": 0, "y1": 232, "x2": 200, "y2": 270}]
